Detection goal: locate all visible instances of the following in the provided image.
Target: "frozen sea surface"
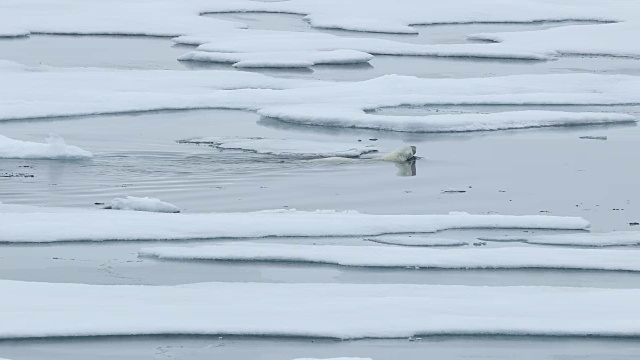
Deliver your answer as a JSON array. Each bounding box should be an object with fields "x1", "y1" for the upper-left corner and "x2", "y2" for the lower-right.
[
  {"x1": 2, "y1": 8, "x2": 640, "y2": 360},
  {"x1": 2, "y1": 16, "x2": 640, "y2": 80}
]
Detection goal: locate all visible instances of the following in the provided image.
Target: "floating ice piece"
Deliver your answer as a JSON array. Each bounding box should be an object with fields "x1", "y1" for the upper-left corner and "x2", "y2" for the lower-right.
[
  {"x1": 480, "y1": 232, "x2": 640, "y2": 247},
  {"x1": 1, "y1": 68, "x2": 638, "y2": 133},
  {"x1": 366, "y1": 235, "x2": 468, "y2": 247},
  {"x1": 179, "y1": 50, "x2": 374, "y2": 68},
  {"x1": 258, "y1": 107, "x2": 635, "y2": 133},
  {"x1": 1, "y1": 0, "x2": 638, "y2": 60},
  {"x1": 527, "y1": 232, "x2": 640, "y2": 247},
  {"x1": 195, "y1": 0, "x2": 640, "y2": 60},
  {"x1": 104, "y1": 196, "x2": 180, "y2": 214},
  {"x1": 0, "y1": 0, "x2": 246, "y2": 37},
  {"x1": 2, "y1": 280, "x2": 640, "y2": 339},
  {"x1": 468, "y1": 21, "x2": 640, "y2": 60},
  {"x1": 0, "y1": 204, "x2": 589, "y2": 243},
  {"x1": 179, "y1": 31, "x2": 551, "y2": 61},
  {"x1": 0, "y1": 134, "x2": 92, "y2": 160},
  {"x1": 140, "y1": 243, "x2": 640, "y2": 272},
  {"x1": 0, "y1": 0, "x2": 622, "y2": 38},
  {"x1": 203, "y1": 0, "x2": 616, "y2": 34},
  {"x1": 178, "y1": 137, "x2": 377, "y2": 159}
]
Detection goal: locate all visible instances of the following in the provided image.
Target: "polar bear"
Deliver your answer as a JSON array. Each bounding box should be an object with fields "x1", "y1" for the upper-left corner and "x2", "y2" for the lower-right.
[{"x1": 311, "y1": 145, "x2": 417, "y2": 163}]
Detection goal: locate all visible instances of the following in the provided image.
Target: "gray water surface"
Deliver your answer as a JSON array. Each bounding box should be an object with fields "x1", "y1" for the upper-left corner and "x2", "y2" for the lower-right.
[{"x1": 2, "y1": 336, "x2": 640, "y2": 360}]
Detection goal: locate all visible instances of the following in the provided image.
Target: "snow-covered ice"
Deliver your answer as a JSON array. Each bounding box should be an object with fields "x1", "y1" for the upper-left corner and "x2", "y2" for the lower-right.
[
  {"x1": 0, "y1": 204, "x2": 589, "y2": 243},
  {"x1": 179, "y1": 137, "x2": 378, "y2": 159},
  {"x1": 468, "y1": 21, "x2": 640, "y2": 60},
  {"x1": 2, "y1": 280, "x2": 640, "y2": 339},
  {"x1": 2, "y1": 0, "x2": 640, "y2": 61},
  {"x1": 105, "y1": 196, "x2": 180, "y2": 214},
  {"x1": 199, "y1": 0, "x2": 615, "y2": 34},
  {"x1": 191, "y1": 0, "x2": 640, "y2": 60},
  {"x1": 0, "y1": 134, "x2": 92, "y2": 160},
  {"x1": 0, "y1": 0, "x2": 246, "y2": 37},
  {"x1": 258, "y1": 107, "x2": 635, "y2": 133},
  {"x1": 480, "y1": 232, "x2": 640, "y2": 247},
  {"x1": 179, "y1": 49, "x2": 374, "y2": 68},
  {"x1": 139, "y1": 243, "x2": 640, "y2": 272},
  {"x1": 528, "y1": 232, "x2": 640, "y2": 247},
  {"x1": 0, "y1": 67, "x2": 637, "y2": 133},
  {"x1": 0, "y1": 60, "x2": 26, "y2": 72},
  {"x1": 176, "y1": 30, "x2": 552, "y2": 62}
]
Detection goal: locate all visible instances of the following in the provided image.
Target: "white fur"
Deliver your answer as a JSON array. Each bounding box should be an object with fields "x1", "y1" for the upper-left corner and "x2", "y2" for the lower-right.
[
  {"x1": 376, "y1": 146, "x2": 417, "y2": 162},
  {"x1": 309, "y1": 145, "x2": 417, "y2": 164}
]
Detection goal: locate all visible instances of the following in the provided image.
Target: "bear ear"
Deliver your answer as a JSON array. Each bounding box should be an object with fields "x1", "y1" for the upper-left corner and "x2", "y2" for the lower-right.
[{"x1": 410, "y1": 146, "x2": 417, "y2": 155}]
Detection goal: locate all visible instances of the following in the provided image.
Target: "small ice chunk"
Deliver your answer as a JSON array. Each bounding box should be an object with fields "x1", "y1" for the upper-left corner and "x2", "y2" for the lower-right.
[
  {"x1": 0, "y1": 134, "x2": 92, "y2": 160},
  {"x1": 104, "y1": 196, "x2": 180, "y2": 213}
]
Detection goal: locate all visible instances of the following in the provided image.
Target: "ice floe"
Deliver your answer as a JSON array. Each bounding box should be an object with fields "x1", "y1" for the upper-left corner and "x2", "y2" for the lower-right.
[
  {"x1": 178, "y1": 137, "x2": 378, "y2": 159},
  {"x1": 2, "y1": 0, "x2": 639, "y2": 61},
  {"x1": 0, "y1": 0, "x2": 618, "y2": 37},
  {"x1": 527, "y1": 232, "x2": 640, "y2": 247},
  {"x1": 201, "y1": 0, "x2": 614, "y2": 34},
  {"x1": 176, "y1": 30, "x2": 552, "y2": 62},
  {"x1": 0, "y1": 0, "x2": 245, "y2": 37},
  {"x1": 1, "y1": 280, "x2": 640, "y2": 338},
  {"x1": 104, "y1": 196, "x2": 180, "y2": 214},
  {"x1": 257, "y1": 107, "x2": 634, "y2": 133},
  {"x1": 468, "y1": 21, "x2": 640, "y2": 60},
  {"x1": 0, "y1": 67, "x2": 637, "y2": 132},
  {"x1": 480, "y1": 232, "x2": 640, "y2": 247},
  {"x1": 0, "y1": 204, "x2": 589, "y2": 243},
  {"x1": 139, "y1": 243, "x2": 640, "y2": 272},
  {"x1": 0, "y1": 134, "x2": 92, "y2": 160},
  {"x1": 179, "y1": 49, "x2": 374, "y2": 68},
  {"x1": 194, "y1": 0, "x2": 640, "y2": 59}
]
